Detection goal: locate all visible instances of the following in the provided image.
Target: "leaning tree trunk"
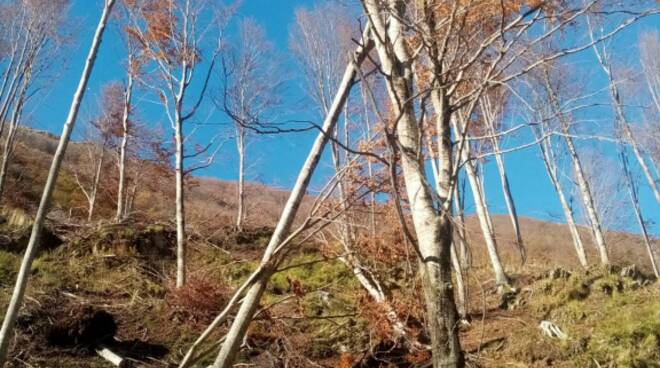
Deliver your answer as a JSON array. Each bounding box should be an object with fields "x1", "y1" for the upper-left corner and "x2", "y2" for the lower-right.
[
  {"x1": 0, "y1": 69, "x2": 29, "y2": 200},
  {"x1": 597, "y1": 52, "x2": 660, "y2": 204},
  {"x1": 116, "y1": 69, "x2": 133, "y2": 222},
  {"x1": 0, "y1": 1, "x2": 116, "y2": 364},
  {"x1": 534, "y1": 127, "x2": 589, "y2": 269},
  {"x1": 543, "y1": 75, "x2": 609, "y2": 265},
  {"x1": 362, "y1": 1, "x2": 463, "y2": 365},
  {"x1": 618, "y1": 145, "x2": 659, "y2": 277},
  {"x1": 453, "y1": 116, "x2": 510, "y2": 288},
  {"x1": 481, "y1": 96, "x2": 525, "y2": 263},
  {"x1": 210, "y1": 36, "x2": 374, "y2": 368}
]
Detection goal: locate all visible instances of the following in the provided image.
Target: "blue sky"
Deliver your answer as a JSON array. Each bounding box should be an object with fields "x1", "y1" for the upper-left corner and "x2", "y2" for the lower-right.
[{"x1": 22, "y1": 0, "x2": 660, "y2": 236}]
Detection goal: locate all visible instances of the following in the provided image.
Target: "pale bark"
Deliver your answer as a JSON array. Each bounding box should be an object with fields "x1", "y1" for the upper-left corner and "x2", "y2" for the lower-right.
[
  {"x1": 533, "y1": 127, "x2": 589, "y2": 268},
  {"x1": 362, "y1": 1, "x2": 463, "y2": 365},
  {"x1": 0, "y1": 68, "x2": 30, "y2": 199},
  {"x1": 591, "y1": 38, "x2": 660, "y2": 204},
  {"x1": 86, "y1": 147, "x2": 105, "y2": 222},
  {"x1": 450, "y1": 242, "x2": 466, "y2": 318},
  {"x1": 619, "y1": 146, "x2": 659, "y2": 277},
  {"x1": 453, "y1": 117, "x2": 510, "y2": 288},
  {"x1": 235, "y1": 125, "x2": 245, "y2": 231},
  {"x1": 542, "y1": 73, "x2": 609, "y2": 265},
  {"x1": 0, "y1": 1, "x2": 115, "y2": 364},
  {"x1": 209, "y1": 36, "x2": 373, "y2": 368},
  {"x1": 115, "y1": 69, "x2": 133, "y2": 222},
  {"x1": 481, "y1": 96, "x2": 525, "y2": 262},
  {"x1": 175, "y1": 76, "x2": 186, "y2": 288},
  {"x1": 337, "y1": 250, "x2": 408, "y2": 338}
]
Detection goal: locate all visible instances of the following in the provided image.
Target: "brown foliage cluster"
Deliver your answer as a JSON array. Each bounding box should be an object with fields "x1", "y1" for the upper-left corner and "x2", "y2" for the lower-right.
[{"x1": 165, "y1": 271, "x2": 230, "y2": 326}]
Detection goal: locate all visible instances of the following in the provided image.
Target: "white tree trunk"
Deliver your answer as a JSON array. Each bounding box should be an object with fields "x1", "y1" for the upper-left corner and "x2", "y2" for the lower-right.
[
  {"x1": 175, "y1": 107, "x2": 186, "y2": 288},
  {"x1": 0, "y1": 1, "x2": 116, "y2": 364},
  {"x1": 563, "y1": 131, "x2": 609, "y2": 265},
  {"x1": 619, "y1": 147, "x2": 659, "y2": 277},
  {"x1": 481, "y1": 96, "x2": 525, "y2": 263},
  {"x1": 453, "y1": 117, "x2": 510, "y2": 288},
  {"x1": 362, "y1": 1, "x2": 463, "y2": 365},
  {"x1": 0, "y1": 73, "x2": 28, "y2": 200},
  {"x1": 210, "y1": 37, "x2": 374, "y2": 368},
  {"x1": 543, "y1": 75, "x2": 609, "y2": 265},
  {"x1": 87, "y1": 148, "x2": 105, "y2": 222},
  {"x1": 535, "y1": 131, "x2": 589, "y2": 268},
  {"x1": 115, "y1": 70, "x2": 133, "y2": 222},
  {"x1": 235, "y1": 125, "x2": 245, "y2": 231}
]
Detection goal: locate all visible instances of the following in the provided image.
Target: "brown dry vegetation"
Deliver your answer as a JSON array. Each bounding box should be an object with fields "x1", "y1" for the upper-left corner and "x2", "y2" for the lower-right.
[{"x1": 0, "y1": 129, "x2": 657, "y2": 367}]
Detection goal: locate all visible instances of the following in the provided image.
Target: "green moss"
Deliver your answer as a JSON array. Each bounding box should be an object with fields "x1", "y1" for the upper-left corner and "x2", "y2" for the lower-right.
[
  {"x1": 587, "y1": 292, "x2": 660, "y2": 367},
  {"x1": 270, "y1": 254, "x2": 355, "y2": 295},
  {"x1": 0, "y1": 250, "x2": 18, "y2": 285}
]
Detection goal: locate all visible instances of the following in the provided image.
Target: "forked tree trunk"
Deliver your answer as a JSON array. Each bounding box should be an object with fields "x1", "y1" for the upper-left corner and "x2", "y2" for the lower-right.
[
  {"x1": 116, "y1": 69, "x2": 133, "y2": 222},
  {"x1": 0, "y1": 1, "x2": 116, "y2": 364},
  {"x1": 210, "y1": 36, "x2": 374, "y2": 368},
  {"x1": 362, "y1": 1, "x2": 463, "y2": 366},
  {"x1": 534, "y1": 128, "x2": 589, "y2": 269},
  {"x1": 542, "y1": 74, "x2": 609, "y2": 265}
]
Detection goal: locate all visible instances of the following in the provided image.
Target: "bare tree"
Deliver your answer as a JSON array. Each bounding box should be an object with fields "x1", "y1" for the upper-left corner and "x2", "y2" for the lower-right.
[
  {"x1": 588, "y1": 21, "x2": 660, "y2": 204},
  {"x1": 198, "y1": 32, "x2": 374, "y2": 368},
  {"x1": 126, "y1": 0, "x2": 232, "y2": 287},
  {"x1": 526, "y1": 99, "x2": 589, "y2": 268},
  {"x1": 75, "y1": 84, "x2": 123, "y2": 221},
  {"x1": 540, "y1": 68, "x2": 610, "y2": 265},
  {"x1": 0, "y1": 0, "x2": 68, "y2": 199},
  {"x1": 115, "y1": 17, "x2": 140, "y2": 222},
  {"x1": 481, "y1": 93, "x2": 525, "y2": 262},
  {"x1": 639, "y1": 31, "x2": 660, "y2": 114},
  {"x1": 0, "y1": 1, "x2": 116, "y2": 364},
  {"x1": 219, "y1": 18, "x2": 282, "y2": 231},
  {"x1": 618, "y1": 144, "x2": 659, "y2": 277}
]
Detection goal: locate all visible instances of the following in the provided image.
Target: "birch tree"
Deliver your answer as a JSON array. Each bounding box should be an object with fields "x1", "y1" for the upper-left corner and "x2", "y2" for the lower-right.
[
  {"x1": 219, "y1": 18, "x2": 282, "y2": 232},
  {"x1": 0, "y1": 0, "x2": 68, "y2": 199},
  {"x1": 526, "y1": 96, "x2": 589, "y2": 268},
  {"x1": 115, "y1": 14, "x2": 141, "y2": 222},
  {"x1": 588, "y1": 20, "x2": 660, "y2": 204},
  {"x1": 540, "y1": 68, "x2": 610, "y2": 265},
  {"x1": 0, "y1": 1, "x2": 116, "y2": 364},
  {"x1": 199, "y1": 33, "x2": 374, "y2": 368},
  {"x1": 125, "y1": 0, "x2": 231, "y2": 287},
  {"x1": 481, "y1": 93, "x2": 525, "y2": 261}
]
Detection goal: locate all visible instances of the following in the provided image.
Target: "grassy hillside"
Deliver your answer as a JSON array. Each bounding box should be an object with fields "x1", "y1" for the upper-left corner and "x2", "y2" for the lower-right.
[{"x1": 0, "y1": 129, "x2": 656, "y2": 367}]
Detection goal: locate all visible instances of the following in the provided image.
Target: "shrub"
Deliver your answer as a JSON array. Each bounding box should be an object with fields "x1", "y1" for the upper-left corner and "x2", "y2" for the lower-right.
[{"x1": 165, "y1": 272, "x2": 230, "y2": 326}]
